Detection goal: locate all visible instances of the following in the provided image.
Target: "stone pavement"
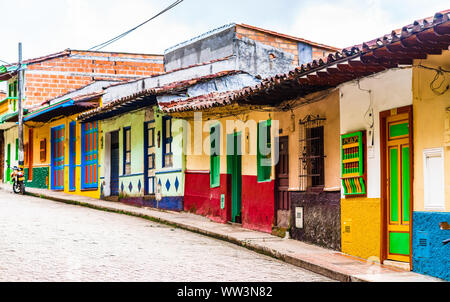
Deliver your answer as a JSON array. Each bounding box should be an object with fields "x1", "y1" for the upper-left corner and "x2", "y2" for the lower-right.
[{"x1": 0, "y1": 183, "x2": 442, "y2": 282}]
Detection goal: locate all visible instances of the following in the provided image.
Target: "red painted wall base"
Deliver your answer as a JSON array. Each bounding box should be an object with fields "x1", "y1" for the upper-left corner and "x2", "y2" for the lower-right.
[{"x1": 184, "y1": 172, "x2": 275, "y2": 234}]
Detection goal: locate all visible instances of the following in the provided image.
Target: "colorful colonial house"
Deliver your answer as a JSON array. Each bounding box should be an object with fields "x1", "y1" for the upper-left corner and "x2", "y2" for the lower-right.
[
  {"x1": 0, "y1": 74, "x2": 27, "y2": 183},
  {"x1": 20, "y1": 90, "x2": 104, "y2": 197},
  {"x1": 162, "y1": 11, "x2": 450, "y2": 280},
  {"x1": 160, "y1": 79, "x2": 342, "y2": 244},
  {"x1": 0, "y1": 50, "x2": 164, "y2": 186},
  {"x1": 75, "y1": 23, "x2": 336, "y2": 212},
  {"x1": 411, "y1": 44, "x2": 450, "y2": 280}
]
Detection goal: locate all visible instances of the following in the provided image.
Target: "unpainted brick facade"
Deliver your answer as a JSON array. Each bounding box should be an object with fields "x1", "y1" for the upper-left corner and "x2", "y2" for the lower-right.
[
  {"x1": 23, "y1": 50, "x2": 164, "y2": 107},
  {"x1": 235, "y1": 24, "x2": 339, "y2": 65}
]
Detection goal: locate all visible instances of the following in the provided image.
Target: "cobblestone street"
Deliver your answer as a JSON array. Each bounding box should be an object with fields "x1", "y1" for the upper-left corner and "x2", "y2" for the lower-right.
[{"x1": 0, "y1": 191, "x2": 332, "y2": 282}]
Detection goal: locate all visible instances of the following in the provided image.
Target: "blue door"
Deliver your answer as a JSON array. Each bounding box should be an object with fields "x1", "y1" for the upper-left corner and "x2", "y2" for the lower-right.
[
  {"x1": 51, "y1": 125, "x2": 65, "y2": 191},
  {"x1": 69, "y1": 122, "x2": 76, "y2": 191}
]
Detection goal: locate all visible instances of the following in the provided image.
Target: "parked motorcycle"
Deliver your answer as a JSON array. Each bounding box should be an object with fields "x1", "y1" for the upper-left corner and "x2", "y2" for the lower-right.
[{"x1": 11, "y1": 166, "x2": 25, "y2": 195}]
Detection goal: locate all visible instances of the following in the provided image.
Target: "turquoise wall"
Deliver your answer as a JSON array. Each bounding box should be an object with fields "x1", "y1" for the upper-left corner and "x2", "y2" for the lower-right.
[{"x1": 413, "y1": 212, "x2": 450, "y2": 281}]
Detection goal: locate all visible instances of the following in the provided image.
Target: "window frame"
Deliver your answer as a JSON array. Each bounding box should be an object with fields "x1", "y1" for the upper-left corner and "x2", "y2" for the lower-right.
[
  {"x1": 162, "y1": 116, "x2": 173, "y2": 168},
  {"x1": 81, "y1": 122, "x2": 99, "y2": 190},
  {"x1": 210, "y1": 123, "x2": 221, "y2": 188},
  {"x1": 39, "y1": 139, "x2": 47, "y2": 162},
  {"x1": 257, "y1": 120, "x2": 272, "y2": 183},
  {"x1": 423, "y1": 147, "x2": 445, "y2": 211},
  {"x1": 123, "y1": 127, "x2": 132, "y2": 175}
]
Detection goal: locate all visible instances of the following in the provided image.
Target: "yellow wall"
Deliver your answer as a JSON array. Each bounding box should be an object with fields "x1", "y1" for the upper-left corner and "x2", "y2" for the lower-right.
[
  {"x1": 341, "y1": 198, "x2": 381, "y2": 261},
  {"x1": 273, "y1": 89, "x2": 341, "y2": 191},
  {"x1": 0, "y1": 100, "x2": 9, "y2": 116},
  {"x1": 186, "y1": 110, "x2": 273, "y2": 177},
  {"x1": 413, "y1": 51, "x2": 450, "y2": 212}
]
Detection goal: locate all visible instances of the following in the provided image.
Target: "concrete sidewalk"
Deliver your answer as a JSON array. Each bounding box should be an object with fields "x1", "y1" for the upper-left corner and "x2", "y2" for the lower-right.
[{"x1": 0, "y1": 184, "x2": 442, "y2": 282}]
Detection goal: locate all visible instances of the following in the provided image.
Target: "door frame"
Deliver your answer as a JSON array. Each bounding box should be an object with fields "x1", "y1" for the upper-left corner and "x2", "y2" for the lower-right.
[
  {"x1": 144, "y1": 121, "x2": 156, "y2": 195},
  {"x1": 275, "y1": 136, "x2": 290, "y2": 226},
  {"x1": 51, "y1": 124, "x2": 65, "y2": 191},
  {"x1": 0, "y1": 131, "x2": 3, "y2": 182},
  {"x1": 228, "y1": 131, "x2": 242, "y2": 223},
  {"x1": 380, "y1": 105, "x2": 414, "y2": 269},
  {"x1": 109, "y1": 130, "x2": 120, "y2": 197}
]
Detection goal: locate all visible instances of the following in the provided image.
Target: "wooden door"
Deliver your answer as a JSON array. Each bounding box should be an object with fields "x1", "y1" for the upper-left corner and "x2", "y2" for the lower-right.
[
  {"x1": 6, "y1": 143, "x2": 11, "y2": 182},
  {"x1": 144, "y1": 121, "x2": 156, "y2": 195},
  {"x1": 382, "y1": 108, "x2": 413, "y2": 264},
  {"x1": 69, "y1": 122, "x2": 76, "y2": 191},
  {"x1": 275, "y1": 136, "x2": 290, "y2": 226},
  {"x1": 0, "y1": 132, "x2": 3, "y2": 181},
  {"x1": 228, "y1": 132, "x2": 242, "y2": 223},
  {"x1": 110, "y1": 131, "x2": 120, "y2": 196},
  {"x1": 28, "y1": 129, "x2": 33, "y2": 181},
  {"x1": 51, "y1": 125, "x2": 65, "y2": 191}
]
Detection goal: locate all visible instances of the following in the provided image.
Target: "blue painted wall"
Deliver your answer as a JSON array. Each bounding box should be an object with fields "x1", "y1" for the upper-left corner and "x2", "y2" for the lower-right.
[{"x1": 413, "y1": 212, "x2": 450, "y2": 281}]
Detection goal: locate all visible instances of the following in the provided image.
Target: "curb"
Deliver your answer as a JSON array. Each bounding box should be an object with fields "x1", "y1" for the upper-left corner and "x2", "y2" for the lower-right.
[
  {"x1": 23, "y1": 190, "x2": 358, "y2": 282},
  {"x1": 2, "y1": 187, "x2": 361, "y2": 282}
]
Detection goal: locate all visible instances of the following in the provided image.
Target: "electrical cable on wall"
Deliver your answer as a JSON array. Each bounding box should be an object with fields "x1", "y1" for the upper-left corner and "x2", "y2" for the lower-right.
[
  {"x1": 357, "y1": 79, "x2": 375, "y2": 147},
  {"x1": 416, "y1": 64, "x2": 450, "y2": 96}
]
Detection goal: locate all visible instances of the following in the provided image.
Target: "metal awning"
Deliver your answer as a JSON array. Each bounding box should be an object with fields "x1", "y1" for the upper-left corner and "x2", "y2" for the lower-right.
[{"x1": 24, "y1": 97, "x2": 99, "y2": 123}]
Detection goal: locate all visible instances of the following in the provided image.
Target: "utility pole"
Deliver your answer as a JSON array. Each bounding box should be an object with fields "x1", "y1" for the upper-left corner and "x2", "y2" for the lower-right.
[{"x1": 17, "y1": 43, "x2": 24, "y2": 175}]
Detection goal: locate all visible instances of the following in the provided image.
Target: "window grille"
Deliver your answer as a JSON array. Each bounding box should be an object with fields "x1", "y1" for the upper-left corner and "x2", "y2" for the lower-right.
[{"x1": 299, "y1": 115, "x2": 326, "y2": 191}]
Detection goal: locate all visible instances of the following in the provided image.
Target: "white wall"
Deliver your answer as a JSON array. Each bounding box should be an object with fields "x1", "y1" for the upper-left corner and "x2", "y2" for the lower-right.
[{"x1": 340, "y1": 68, "x2": 413, "y2": 198}]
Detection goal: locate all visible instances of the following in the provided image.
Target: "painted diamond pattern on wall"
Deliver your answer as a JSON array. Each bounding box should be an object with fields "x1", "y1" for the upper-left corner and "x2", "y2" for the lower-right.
[
  {"x1": 138, "y1": 180, "x2": 142, "y2": 192},
  {"x1": 128, "y1": 182, "x2": 133, "y2": 193},
  {"x1": 121, "y1": 182, "x2": 124, "y2": 193},
  {"x1": 174, "y1": 177, "x2": 180, "y2": 192},
  {"x1": 166, "y1": 179, "x2": 171, "y2": 191}
]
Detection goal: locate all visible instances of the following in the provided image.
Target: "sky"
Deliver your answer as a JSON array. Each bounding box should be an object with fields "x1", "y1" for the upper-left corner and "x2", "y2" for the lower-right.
[{"x1": 0, "y1": 0, "x2": 448, "y2": 88}]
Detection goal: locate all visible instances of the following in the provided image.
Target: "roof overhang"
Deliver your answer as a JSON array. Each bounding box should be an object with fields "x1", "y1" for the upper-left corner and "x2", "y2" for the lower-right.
[
  {"x1": 78, "y1": 95, "x2": 157, "y2": 123},
  {"x1": 0, "y1": 65, "x2": 19, "y2": 82}
]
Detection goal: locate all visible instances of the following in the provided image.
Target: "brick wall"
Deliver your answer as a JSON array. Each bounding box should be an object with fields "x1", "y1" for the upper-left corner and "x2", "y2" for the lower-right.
[
  {"x1": 235, "y1": 25, "x2": 337, "y2": 66},
  {"x1": 24, "y1": 50, "x2": 164, "y2": 107}
]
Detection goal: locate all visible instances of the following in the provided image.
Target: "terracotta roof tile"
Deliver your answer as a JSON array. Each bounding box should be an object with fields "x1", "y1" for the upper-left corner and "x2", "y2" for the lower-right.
[{"x1": 161, "y1": 10, "x2": 450, "y2": 113}]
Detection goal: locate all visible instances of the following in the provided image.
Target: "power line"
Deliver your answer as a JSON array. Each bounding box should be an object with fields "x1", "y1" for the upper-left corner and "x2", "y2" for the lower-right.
[
  {"x1": 17, "y1": 0, "x2": 184, "y2": 72},
  {"x1": 89, "y1": 0, "x2": 184, "y2": 52}
]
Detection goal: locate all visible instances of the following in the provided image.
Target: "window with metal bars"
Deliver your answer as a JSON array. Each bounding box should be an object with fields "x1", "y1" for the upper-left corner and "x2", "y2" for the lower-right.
[{"x1": 299, "y1": 115, "x2": 326, "y2": 191}]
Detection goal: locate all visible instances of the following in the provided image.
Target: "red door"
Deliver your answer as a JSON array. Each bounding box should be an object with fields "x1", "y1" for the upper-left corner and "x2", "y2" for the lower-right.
[{"x1": 275, "y1": 136, "x2": 290, "y2": 227}]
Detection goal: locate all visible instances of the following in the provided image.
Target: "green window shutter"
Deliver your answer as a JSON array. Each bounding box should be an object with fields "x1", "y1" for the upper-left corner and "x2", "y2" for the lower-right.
[
  {"x1": 14, "y1": 81, "x2": 17, "y2": 97},
  {"x1": 210, "y1": 124, "x2": 220, "y2": 188},
  {"x1": 257, "y1": 120, "x2": 272, "y2": 182},
  {"x1": 7, "y1": 144, "x2": 11, "y2": 166},
  {"x1": 15, "y1": 138, "x2": 19, "y2": 161}
]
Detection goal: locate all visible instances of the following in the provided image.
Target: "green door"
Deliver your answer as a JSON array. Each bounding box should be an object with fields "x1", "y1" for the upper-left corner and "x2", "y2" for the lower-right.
[
  {"x1": 227, "y1": 132, "x2": 242, "y2": 223},
  {"x1": 386, "y1": 113, "x2": 411, "y2": 263},
  {"x1": 6, "y1": 143, "x2": 11, "y2": 182}
]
